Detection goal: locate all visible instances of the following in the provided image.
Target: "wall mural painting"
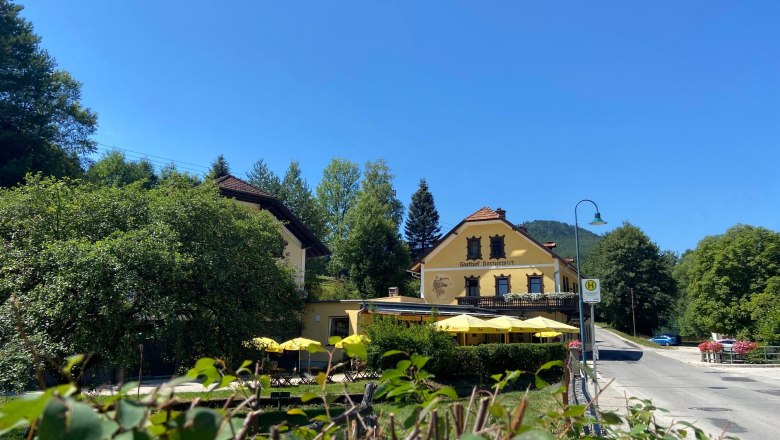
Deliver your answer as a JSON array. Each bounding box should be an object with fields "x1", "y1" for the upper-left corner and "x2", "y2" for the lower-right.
[{"x1": 432, "y1": 274, "x2": 452, "y2": 298}]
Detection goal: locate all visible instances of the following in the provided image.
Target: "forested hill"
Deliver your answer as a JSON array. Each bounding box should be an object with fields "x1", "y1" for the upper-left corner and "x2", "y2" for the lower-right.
[{"x1": 521, "y1": 220, "x2": 603, "y2": 262}]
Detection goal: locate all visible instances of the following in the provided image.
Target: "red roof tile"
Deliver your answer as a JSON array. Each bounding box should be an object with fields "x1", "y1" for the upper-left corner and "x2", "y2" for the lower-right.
[
  {"x1": 215, "y1": 175, "x2": 275, "y2": 199},
  {"x1": 465, "y1": 206, "x2": 501, "y2": 221}
]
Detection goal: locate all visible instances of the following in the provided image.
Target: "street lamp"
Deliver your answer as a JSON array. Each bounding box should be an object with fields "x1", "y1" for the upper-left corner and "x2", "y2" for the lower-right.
[{"x1": 574, "y1": 200, "x2": 606, "y2": 366}]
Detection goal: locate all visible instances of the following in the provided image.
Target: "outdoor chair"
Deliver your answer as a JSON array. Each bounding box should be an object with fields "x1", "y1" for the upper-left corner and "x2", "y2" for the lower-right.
[
  {"x1": 297, "y1": 369, "x2": 317, "y2": 385},
  {"x1": 345, "y1": 359, "x2": 371, "y2": 382}
]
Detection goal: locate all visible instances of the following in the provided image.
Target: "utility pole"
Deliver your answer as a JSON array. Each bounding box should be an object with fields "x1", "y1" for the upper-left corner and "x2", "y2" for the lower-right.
[{"x1": 630, "y1": 288, "x2": 637, "y2": 337}]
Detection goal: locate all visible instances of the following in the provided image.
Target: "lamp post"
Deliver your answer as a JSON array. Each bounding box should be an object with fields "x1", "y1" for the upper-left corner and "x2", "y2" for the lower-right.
[{"x1": 574, "y1": 199, "x2": 606, "y2": 367}]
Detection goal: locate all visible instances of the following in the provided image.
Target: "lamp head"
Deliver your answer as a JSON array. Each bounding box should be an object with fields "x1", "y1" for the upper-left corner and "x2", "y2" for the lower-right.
[{"x1": 590, "y1": 212, "x2": 607, "y2": 226}]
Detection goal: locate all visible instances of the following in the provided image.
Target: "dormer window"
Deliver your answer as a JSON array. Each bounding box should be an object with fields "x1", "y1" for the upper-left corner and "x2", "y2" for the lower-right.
[
  {"x1": 466, "y1": 236, "x2": 482, "y2": 260},
  {"x1": 489, "y1": 235, "x2": 505, "y2": 259}
]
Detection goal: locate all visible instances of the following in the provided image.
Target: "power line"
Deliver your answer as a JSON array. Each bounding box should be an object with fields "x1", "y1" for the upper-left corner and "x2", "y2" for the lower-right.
[
  {"x1": 94, "y1": 143, "x2": 209, "y2": 174},
  {"x1": 94, "y1": 146, "x2": 206, "y2": 175},
  {"x1": 95, "y1": 142, "x2": 210, "y2": 170}
]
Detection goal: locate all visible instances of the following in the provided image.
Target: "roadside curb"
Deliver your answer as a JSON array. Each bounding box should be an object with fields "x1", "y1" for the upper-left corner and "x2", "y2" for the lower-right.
[{"x1": 599, "y1": 327, "x2": 780, "y2": 369}]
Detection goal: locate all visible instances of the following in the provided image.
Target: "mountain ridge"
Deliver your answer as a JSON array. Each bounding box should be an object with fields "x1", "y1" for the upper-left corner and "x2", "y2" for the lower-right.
[{"x1": 521, "y1": 219, "x2": 603, "y2": 263}]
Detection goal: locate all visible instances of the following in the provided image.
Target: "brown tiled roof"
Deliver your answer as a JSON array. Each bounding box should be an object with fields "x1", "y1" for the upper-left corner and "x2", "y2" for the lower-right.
[
  {"x1": 214, "y1": 175, "x2": 275, "y2": 198},
  {"x1": 465, "y1": 206, "x2": 501, "y2": 221},
  {"x1": 214, "y1": 175, "x2": 330, "y2": 258}
]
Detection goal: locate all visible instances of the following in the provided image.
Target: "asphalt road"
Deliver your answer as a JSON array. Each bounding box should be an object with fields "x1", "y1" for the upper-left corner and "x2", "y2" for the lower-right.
[{"x1": 594, "y1": 328, "x2": 780, "y2": 440}]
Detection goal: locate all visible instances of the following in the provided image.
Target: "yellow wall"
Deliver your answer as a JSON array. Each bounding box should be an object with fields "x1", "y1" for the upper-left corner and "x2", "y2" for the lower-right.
[
  {"x1": 420, "y1": 220, "x2": 579, "y2": 304},
  {"x1": 301, "y1": 301, "x2": 363, "y2": 363},
  {"x1": 237, "y1": 200, "x2": 306, "y2": 285}
]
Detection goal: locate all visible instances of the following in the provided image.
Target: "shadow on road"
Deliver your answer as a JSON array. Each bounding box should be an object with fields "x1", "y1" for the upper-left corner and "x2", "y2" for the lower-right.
[{"x1": 597, "y1": 349, "x2": 644, "y2": 362}]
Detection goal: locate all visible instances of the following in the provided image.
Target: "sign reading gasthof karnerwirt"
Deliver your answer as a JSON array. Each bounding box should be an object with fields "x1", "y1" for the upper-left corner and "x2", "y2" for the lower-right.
[{"x1": 582, "y1": 278, "x2": 601, "y2": 303}]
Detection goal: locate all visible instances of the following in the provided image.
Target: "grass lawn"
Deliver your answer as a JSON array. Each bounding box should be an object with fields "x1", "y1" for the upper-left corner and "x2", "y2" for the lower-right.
[{"x1": 596, "y1": 323, "x2": 670, "y2": 349}]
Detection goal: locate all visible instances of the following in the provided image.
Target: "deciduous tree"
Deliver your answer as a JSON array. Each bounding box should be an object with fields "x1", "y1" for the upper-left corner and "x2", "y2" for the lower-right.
[
  {"x1": 0, "y1": 176, "x2": 301, "y2": 391},
  {"x1": 361, "y1": 159, "x2": 404, "y2": 228},
  {"x1": 316, "y1": 158, "x2": 360, "y2": 244},
  {"x1": 679, "y1": 225, "x2": 780, "y2": 339},
  {"x1": 340, "y1": 193, "x2": 410, "y2": 298},
  {"x1": 583, "y1": 223, "x2": 677, "y2": 335},
  {"x1": 86, "y1": 150, "x2": 158, "y2": 188}
]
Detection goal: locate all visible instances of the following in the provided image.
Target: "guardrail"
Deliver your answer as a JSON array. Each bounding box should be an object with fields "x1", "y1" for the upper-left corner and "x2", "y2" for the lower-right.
[
  {"x1": 716, "y1": 346, "x2": 780, "y2": 364},
  {"x1": 702, "y1": 346, "x2": 780, "y2": 364}
]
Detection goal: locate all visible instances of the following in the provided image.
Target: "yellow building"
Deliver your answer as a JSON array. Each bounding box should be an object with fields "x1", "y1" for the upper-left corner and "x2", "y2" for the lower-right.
[
  {"x1": 299, "y1": 207, "x2": 589, "y2": 365},
  {"x1": 216, "y1": 175, "x2": 329, "y2": 285},
  {"x1": 412, "y1": 207, "x2": 580, "y2": 311}
]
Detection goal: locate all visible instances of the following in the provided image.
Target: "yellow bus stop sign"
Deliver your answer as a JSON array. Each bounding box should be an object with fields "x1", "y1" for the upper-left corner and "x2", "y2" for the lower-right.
[{"x1": 582, "y1": 278, "x2": 601, "y2": 303}]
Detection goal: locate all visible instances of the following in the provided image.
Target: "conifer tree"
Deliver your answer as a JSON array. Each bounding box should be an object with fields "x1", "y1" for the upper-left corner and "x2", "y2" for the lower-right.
[
  {"x1": 404, "y1": 179, "x2": 442, "y2": 261},
  {"x1": 207, "y1": 154, "x2": 230, "y2": 179},
  {"x1": 246, "y1": 159, "x2": 282, "y2": 196},
  {"x1": 0, "y1": 0, "x2": 97, "y2": 186},
  {"x1": 279, "y1": 161, "x2": 326, "y2": 238}
]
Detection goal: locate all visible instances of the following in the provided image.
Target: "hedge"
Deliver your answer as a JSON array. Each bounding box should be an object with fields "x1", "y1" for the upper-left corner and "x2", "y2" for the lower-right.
[{"x1": 441, "y1": 343, "x2": 567, "y2": 379}]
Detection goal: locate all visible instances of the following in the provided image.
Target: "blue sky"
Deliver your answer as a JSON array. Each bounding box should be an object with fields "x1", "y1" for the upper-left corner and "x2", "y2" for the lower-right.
[{"x1": 19, "y1": 1, "x2": 780, "y2": 253}]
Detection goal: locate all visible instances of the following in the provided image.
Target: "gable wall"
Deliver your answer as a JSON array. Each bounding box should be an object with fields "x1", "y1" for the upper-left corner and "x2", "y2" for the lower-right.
[
  {"x1": 237, "y1": 200, "x2": 305, "y2": 285},
  {"x1": 421, "y1": 221, "x2": 574, "y2": 304}
]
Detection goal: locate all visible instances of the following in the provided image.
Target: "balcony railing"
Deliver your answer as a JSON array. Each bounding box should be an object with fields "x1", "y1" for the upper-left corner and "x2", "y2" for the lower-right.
[{"x1": 456, "y1": 295, "x2": 580, "y2": 311}]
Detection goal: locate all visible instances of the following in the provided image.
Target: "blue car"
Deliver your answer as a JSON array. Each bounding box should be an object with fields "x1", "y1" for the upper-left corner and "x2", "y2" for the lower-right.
[{"x1": 649, "y1": 335, "x2": 677, "y2": 346}]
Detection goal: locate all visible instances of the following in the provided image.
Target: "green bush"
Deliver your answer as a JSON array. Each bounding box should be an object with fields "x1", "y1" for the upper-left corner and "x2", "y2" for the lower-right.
[
  {"x1": 364, "y1": 316, "x2": 455, "y2": 376},
  {"x1": 444, "y1": 343, "x2": 567, "y2": 379}
]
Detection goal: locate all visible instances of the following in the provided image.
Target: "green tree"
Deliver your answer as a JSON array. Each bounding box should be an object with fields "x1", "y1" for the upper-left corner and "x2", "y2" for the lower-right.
[
  {"x1": 160, "y1": 163, "x2": 201, "y2": 186},
  {"x1": 246, "y1": 158, "x2": 282, "y2": 196},
  {"x1": 86, "y1": 150, "x2": 158, "y2": 188},
  {"x1": 340, "y1": 193, "x2": 410, "y2": 297},
  {"x1": 583, "y1": 223, "x2": 677, "y2": 335},
  {"x1": 680, "y1": 225, "x2": 780, "y2": 339},
  {"x1": 0, "y1": 0, "x2": 97, "y2": 186},
  {"x1": 279, "y1": 161, "x2": 326, "y2": 238},
  {"x1": 206, "y1": 154, "x2": 230, "y2": 179},
  {"x1": 277, "y1": 161, "x2": 328, "y2": 294},
  {"x1": 361, "y1": 159, "x2": 404, "y2": 227},
  {"x1": 751, "y1": 276, "x2": 780, "y2": 344},
  {"x1": 0, "y1": 176, "x2": 301, "y2": 391},
  {"x1": 316, "y1": 158, "x2": 360, "y2": 244},
  {"x1": 404, "y1": 179, "x2": 442, "y2": 261}
]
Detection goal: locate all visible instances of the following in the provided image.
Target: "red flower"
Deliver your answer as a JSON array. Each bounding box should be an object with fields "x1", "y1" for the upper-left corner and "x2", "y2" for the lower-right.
[{"x1": 732, "y1": 341, "x2": 758, "y2": 355}]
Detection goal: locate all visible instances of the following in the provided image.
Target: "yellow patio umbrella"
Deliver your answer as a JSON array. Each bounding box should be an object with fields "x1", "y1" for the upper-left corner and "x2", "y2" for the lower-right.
[
  {"x1": 335, "y1": 334, "x2": 371, "y2": 348},
  {"x1": 280, "y1": 337, "x2": 322, "y2": 371},
  {"x1": 522, "y1": 316, "x2": 579, "y2": 333},
  {"x1": 433, "y1": 314, "x2": 509, "y2": 333},
  {"x1": 487, "y1": 316, "x2": 546, "y2": 332},
  {"x1": 279, "y1": 337, "x2": 322, "y2": 351},
  {"x1": 248, "y1": 337, "x2": 283, "y2": 353},
  {"x1": 534, "y1": 331, "x2": 563, "y2": 338},
  {"x1": 487, "y1": 316, "x2": 546, "y2": 343}
]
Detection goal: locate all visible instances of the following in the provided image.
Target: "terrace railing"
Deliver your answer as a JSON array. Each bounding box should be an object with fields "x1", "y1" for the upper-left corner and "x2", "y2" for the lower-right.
[{"x1": 456, "y1": 295, "x2": 580, "y2": 311}]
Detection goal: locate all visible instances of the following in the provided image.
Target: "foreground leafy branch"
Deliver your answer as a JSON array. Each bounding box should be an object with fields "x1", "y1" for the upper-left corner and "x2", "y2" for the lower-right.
[{"x1": 0, "y1": 339, "x2": 727, "y2": 439}]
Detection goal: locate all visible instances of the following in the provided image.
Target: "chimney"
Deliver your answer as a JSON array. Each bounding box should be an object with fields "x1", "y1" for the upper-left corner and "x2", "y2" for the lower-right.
[
  {"x1": 388, "y1": 287, "x2": 399, "y2": 297},
  {"x1": 496, "y1": 208, "x2": 506, "y2": 219},
  {"x1": 544, "y1": 242, "x2": 557, "y2": 249}
]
